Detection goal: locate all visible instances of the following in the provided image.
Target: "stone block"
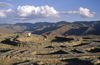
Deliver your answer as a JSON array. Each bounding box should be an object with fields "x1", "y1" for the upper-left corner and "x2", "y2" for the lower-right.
[
  {"x1": 7, "y1": 56, "x2": 11, "y2": 59},
  {"x1": 31, "y1": 51, "x2": 37, "y2": 55},
  {"x1": 2, "y1": 55, "x2": 6, "y2": 59},
  {"x1": 12, "y1": 56, "x2": 17, "y2": 59},
  {"x1": 21, "y1": 56, "x2": 27, "y2": 60},
  {"x1": 91, "y1": 59, "x2": 100, "y2": 64},
  {"x1": 37, "y1": 61, "x2": 44, "y2": 65},
  {"x1": 16, "y1": 56, "x2": 21, "y2": 60},
  {"x1": 59, "y1": 58, "x2": 63, "y2": 60},
  {"x1": 26, "y1": 57, "x2": 33, "y2": 60},
  {"x1": 32, "y1": 57, "x2": 37, "y2": 60}
]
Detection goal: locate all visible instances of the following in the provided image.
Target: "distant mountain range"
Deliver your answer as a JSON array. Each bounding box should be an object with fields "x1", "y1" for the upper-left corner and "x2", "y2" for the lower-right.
[{"x1": 0, "y1": 21, "x2": 100, "y2": 35}]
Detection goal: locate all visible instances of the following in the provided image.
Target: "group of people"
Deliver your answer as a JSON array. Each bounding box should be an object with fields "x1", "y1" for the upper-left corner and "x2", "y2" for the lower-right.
[
  {"x1": 43, "y1": 33, "x2": 69, "y2": 40},
  {"x1": 15, "y1": 32, "x2": 31, "y2": 40},
  {"x1": 15, "y1": 32, "x2": 69, "y2": 41}
]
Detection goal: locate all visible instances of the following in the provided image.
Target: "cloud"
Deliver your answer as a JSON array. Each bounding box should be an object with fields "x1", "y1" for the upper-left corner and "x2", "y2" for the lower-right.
[
  {"x1": 66, "y1": 7, "x2": 96, "y2": 17},
  {"x1": 0, "y1": 5, "x2": 60, "y2": 22},
  {"x1": 0, "y1": 12, "x2": 6, "y2": 18},
  {"x1": 17, "y1": 5, "x2": 59, "y2": 18},
  {"x1": 0, "y1": 9, "x2": 15, "y2": 18},
  {"x1": 0, "y1": 6, "x2": 97, "y2": 23},
  {"x1": 0, "y1": 2, "x2": 13, "y2": 8}
]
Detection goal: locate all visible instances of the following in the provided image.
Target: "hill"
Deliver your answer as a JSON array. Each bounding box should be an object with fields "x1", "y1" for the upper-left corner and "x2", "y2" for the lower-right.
[
  {"x1": 0, "y1": 20, "x2": 100, "y2": 35},
  {"x1": 0, "y1": 27, "x2": 15, "y2": 33}
]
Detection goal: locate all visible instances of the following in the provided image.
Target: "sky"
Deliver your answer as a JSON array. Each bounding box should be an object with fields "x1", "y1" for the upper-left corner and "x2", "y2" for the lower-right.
[{"x1": 0, "y1": 0, "x2": 100, "y2": 23}]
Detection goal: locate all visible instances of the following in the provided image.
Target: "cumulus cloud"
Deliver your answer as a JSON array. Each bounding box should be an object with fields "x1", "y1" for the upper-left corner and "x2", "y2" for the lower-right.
[
  {"x1": 0, "y1": 2, "x2": 13, "y2": 8},
  {"x1": 66, "y1": 7, "x2": 96, "y2": 17},
  {"x1": 0, "y1": 12, "x2": 6, "y2": 18},
  {"x1": 0, "y1": 5, "x2": 60, "y2": 22},
  {"x1": 0, "y1": 9, "x2": 15, "y2": 18},
  {"x1": 0, "y1": 6, "x2": 97, "y2": 23},
  {"x1": 17, "y1": 5, "x2": 59, "y2": 18}
]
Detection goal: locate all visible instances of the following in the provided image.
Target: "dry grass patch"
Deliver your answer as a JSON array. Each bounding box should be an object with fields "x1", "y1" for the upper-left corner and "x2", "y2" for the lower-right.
[
  {"x1": 42, "y1": 59, "x2": 67, "y2": 65},
  {"x1": 78, "y1": 56, "x2": 100, "y2": 61},
  {"x1": 0, "y1": 58, "x2": 26, "y2": 65}
]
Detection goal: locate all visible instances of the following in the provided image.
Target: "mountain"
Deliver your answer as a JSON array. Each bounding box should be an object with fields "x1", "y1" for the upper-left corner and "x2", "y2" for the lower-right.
[
  {"x1": 0, "y1": 21, "x2": 100, "y2": 35},
  {"x1": 73, "y1": 21, "x2": 100, "y2": 30},
  {"x1": 55, "y1": 21, "x2": 71, "y2": 25},
  {"x1": 0, "y1": 27, "x2": 15, "y2": 33}
]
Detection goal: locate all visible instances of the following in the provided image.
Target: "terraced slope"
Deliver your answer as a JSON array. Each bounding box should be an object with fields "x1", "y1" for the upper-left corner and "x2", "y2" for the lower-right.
[{"x1": 0, "y1": 34, "x2": 100, "y2": 65}]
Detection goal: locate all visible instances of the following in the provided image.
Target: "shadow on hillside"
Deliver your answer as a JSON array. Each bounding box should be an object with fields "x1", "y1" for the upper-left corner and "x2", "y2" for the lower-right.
[
  {"x1": 36, "y1": 50, "x2": 68, "y2": 55},
  {"x1": 63, "y1": 27, "x2": 89, "y2": 35},
  {"x1": 12, "y1": 60, "x2": 35, "y2": 65},
  {"x1": 1, "y1": 39, "x2": 18, "y2": 46},
  {"x1": 14, "y1": 22, "x2": 57, "y2": 34},
  {"x1": 51, "y1": 36, "x2": 74, "y2": 42},
  {"x1": 61, "y1": 58, "x2": 92, "y2": 65},
  {"x1": 32, "y1": 25, "x2": 62, "y2": 35}
]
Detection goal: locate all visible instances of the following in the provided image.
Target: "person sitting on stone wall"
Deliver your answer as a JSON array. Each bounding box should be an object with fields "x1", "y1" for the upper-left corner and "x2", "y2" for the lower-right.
[
  {"x1": 65, "y1": 34, "x2": 69, "y2": 38},
  {"x1": 52, "y1": 34, "x2": 54, "y2": 37},
  {"x1": 13, "y1": 34, "x2": 20, "y2": 42},
  {"x1": 43, "y1": 34, "x2": 48, "y2": 40},
  {"x1": 26, "y1": 32, "x2": 31, "y2": 37}
]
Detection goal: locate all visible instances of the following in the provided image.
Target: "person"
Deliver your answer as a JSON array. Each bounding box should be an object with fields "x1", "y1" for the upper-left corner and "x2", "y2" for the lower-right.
[
  {"x1": 43, "y1": 34, "x2": 48, "y2": 40},
  {"x1": 65, "y1": 34, "x2": 69, "y2": 38},
  {"x1": 52, "y1": 34, "x2": 54, "y2": 36},
  {"x1": 13, "y1": 34, "x2": 20, "y2": 42},
  {"x1": 56, "y1": 33, "x2": 58, "y2": 36},
  {"x1": 16, "y1": 34, "x2": 20, "y2": 38},
  {"x1": 26, "y1": 32, "x2": 31, "y2": 37}
]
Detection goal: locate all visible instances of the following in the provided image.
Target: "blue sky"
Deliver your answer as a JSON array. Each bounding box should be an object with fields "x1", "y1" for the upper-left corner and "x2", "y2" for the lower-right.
[{"x1": 0, "y1": 0, "x2": 100, "y2": 23}]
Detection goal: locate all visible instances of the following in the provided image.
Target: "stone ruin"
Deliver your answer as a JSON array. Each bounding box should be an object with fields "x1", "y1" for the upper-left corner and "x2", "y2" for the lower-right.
[{"x1": 0, "y1": 34, "x2": 100, "y2": 65}]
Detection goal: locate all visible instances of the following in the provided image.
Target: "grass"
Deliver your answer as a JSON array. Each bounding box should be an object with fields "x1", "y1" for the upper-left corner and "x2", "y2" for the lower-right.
[
  {"x1": 42, "y1": 58, "x2": 67, "y2": 65},
  {"x1": 0, "y1": 58, "x2": 26, "y2": 65},
  {"x1": 78, "y1": 56, "x2": 100, "y2": 61}
]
